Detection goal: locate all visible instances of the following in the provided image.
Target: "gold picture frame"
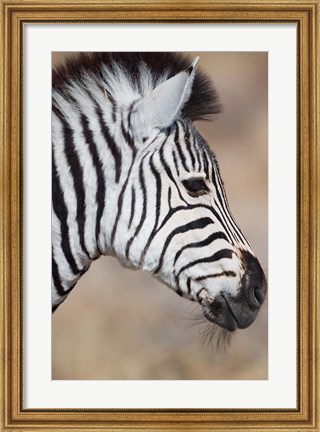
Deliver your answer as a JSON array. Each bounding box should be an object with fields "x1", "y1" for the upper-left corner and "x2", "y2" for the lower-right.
[{"x1": 1, "y1": 0, "x2": 319, "y2": 430}]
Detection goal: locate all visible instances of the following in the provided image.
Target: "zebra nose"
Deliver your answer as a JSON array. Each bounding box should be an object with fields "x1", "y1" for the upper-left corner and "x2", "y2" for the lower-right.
[
  {"x1": 201, "y1": 252, "x2": 267, "y2": 331},
  {"x1": 242, "y1": 251, "x2": 267, "y2": 310},
  {"x1": 211, "y1": 252, "x2": 267, "y2": 330}
]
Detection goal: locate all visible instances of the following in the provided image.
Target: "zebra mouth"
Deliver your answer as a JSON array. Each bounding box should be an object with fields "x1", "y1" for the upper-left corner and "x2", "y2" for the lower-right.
[{"x1": 202, "y1": 295, "x2": 238, "y2": 332}]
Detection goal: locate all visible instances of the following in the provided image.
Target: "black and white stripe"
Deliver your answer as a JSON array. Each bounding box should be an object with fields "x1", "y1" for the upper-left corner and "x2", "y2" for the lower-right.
[{"x1": 52, "y1": 52, "x2": 256, "y2": 311}]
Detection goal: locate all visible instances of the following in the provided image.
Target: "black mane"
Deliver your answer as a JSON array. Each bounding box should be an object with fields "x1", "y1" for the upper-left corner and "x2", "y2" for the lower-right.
[{"x1": 53, "y1": 52, "x2": 222, "y2": 122}]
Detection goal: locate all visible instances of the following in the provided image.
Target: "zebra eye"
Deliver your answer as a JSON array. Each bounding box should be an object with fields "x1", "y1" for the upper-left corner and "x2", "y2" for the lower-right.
[{"x1": 182, "y1": 178, "x2": 209, "y2": 197}]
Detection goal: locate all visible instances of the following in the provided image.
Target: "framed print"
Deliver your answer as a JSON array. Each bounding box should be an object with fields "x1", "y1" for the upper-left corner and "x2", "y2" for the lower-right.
[
  {"x1": 51, "y1": 50, "x2": 268, "y2": 382},
  {"x1": 1, "y1": 0, "x2": 319, "y2": 431}
]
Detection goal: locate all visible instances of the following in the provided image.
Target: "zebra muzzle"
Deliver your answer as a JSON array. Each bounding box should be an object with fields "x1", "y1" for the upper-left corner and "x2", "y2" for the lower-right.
[{"x1": 201, "y1": 252, "x2": 267, "y2": 332}]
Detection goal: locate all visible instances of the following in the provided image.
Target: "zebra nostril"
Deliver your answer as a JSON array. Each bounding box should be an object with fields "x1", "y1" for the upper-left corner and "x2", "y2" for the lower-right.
[
  {"x1": 253, "y1": 285, "x2": 266, "y2": 305},
  {"x1": 241, "y1": 250, "x2": 267, "y2": 309}
]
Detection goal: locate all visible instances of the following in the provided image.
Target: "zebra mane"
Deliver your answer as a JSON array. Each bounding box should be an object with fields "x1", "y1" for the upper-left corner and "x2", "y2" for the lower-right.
[{"x1": 52, "y1": 52, "x2": 222, "y2": 122}]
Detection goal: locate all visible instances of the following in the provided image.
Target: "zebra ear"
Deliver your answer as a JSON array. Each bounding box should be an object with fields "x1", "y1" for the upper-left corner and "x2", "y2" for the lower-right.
[{"x1": 132, "y1": 57, "x2": 199, "y2": 139}]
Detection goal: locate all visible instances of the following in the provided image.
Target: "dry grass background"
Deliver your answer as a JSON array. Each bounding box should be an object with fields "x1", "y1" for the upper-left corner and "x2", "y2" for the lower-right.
[{"x1": 52, "y1": 52, "x2": 268, "y2": 380}]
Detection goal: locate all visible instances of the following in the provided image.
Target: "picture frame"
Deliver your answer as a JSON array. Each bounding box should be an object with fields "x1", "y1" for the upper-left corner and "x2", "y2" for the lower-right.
[{"x1": 1, "y1": 0, "x2": 319, "y2": 431}]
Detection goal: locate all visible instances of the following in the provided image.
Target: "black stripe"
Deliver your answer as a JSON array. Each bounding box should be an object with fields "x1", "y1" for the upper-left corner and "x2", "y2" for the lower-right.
[
  {"x1": 173, "y1": 231, "x2": 228, "y2": 265},
  {"x1": 52, "y1": 104, "x2": 63, "y2": 119},
  {"x1": 103, "y1": 87, "x2": 117, "y2": 123},
  {"x1": 168, "y1": 187, "x2": 172, "y2": 209},
  {"x1": 182, "y1": 122, "x2": 196, "y2": 170},
  {"x1": 137, "y1": 76, "x2": 143, "y2": 95},
  {"x1": 196, "y1": 287, "x2": 206, "y2": 303},
  {"x1": 177, "y1": 249, "x2": 234, "y2": 278},
  {"x1": 128, "y1": 185, "x2": 136, "y2": 229},
  {"x1": 135, "y1": 159, "x2": 147, "y2": 230},
  {"x1": 59, "y1": 114, "x2": 91, "y2": 259},
  {"x1": 121, "y1": 121, "x2": 136, "y2": 153},
  {"x1": 149, "y1": 153, "x2": 161, "y2": 230},
  {"x1": 203, "y1": 151, "x2": 210, "y2": 179},
  {"x1": 52, "y1": 150, "x2": 81, "y2": 274},
  {"x1": 52, "y1": 255, "x2": 77, "y2": 297},
  {"x1": 127, "y1": 104, "x2": 134, "y2": 131},
  {"x1": 121, "y1": 108, "x2": 137, "y2": 155},
  {"x1": 174, "y1": 123, "x2": 189, "y2": 172},
  {"x1": 52, "y1": 255, "x2": 66, "y2": 296},
  {"x1": 187, "y1": 277, "x2": 192, "y2": 295},
  {"x1": 153, "y1": 217, "x2": 214, "y2": 274},
  {"x1": 80, "y1": 113, "x2": 105, "y2": 255},
  {"x1": 174, "y1": 274, "x2": 183, "y2": 297},
  {"x1": 147, "y1": 132, "x2": 163, "y2": 148},
  {"x1": 127, "y1": 100, "x2": 139, "y2": 135},
  {"x1": 95, "y1": 104, "x2": 122, "y2": 183},
  {"x1": 111, "y1": 158, "x2": 135, "y2": 248},
  {"x1": 194, "y1": 137, "x2": 203, "y2": 172},
  {"x1": 195, "y1": 271, "x2": 236, "y2": 281},
  {"x1": 125, "y1": 157, "x2": 147, "y2": 259},
  {"x1": 172, "y1": 150, "x2": 180, "y2": 177},
  {"x1": 139, "y1": 153, "x2": 162, "y2": 264}
]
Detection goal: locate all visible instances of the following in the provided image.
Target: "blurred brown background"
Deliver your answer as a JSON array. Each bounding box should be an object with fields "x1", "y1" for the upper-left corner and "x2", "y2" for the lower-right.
[{"x1": 52, "y1": 52, "x2": 268, "y2": 380}]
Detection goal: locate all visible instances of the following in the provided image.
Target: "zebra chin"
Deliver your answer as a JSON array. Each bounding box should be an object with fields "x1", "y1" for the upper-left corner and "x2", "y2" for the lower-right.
[{"x1": 199, "y1": 252, "x2": 267, "y2": 332}]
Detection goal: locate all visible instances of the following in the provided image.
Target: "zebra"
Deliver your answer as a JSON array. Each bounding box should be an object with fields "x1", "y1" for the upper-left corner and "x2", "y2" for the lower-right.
[{"x1": 52, "y1": 52, "x2": 266, "y2": 333}]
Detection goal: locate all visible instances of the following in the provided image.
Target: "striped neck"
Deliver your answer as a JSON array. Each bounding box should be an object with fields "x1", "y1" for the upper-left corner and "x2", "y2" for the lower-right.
[{"x1": 52, "y1": 84, "x2": 137, "y2": 295}]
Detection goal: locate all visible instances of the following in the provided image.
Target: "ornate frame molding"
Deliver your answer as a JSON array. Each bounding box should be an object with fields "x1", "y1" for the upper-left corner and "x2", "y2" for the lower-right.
[{"x1": 1, "y1": 1, "x2": 319, "y2": 430}]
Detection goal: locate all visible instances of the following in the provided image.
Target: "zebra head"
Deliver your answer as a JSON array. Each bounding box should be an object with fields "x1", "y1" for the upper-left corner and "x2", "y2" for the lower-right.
[{"x1": 114, "y1": 57, "x2": 267, "y2": 332}]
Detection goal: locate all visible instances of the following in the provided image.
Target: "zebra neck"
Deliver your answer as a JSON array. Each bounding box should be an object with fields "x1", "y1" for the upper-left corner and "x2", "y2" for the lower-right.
[
  {"x1": 52, "y1": 74, "x2": 143, "y2": 296},
  {"x1": 52, "y1": 97, "x2": 137, "y2": 293}
]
